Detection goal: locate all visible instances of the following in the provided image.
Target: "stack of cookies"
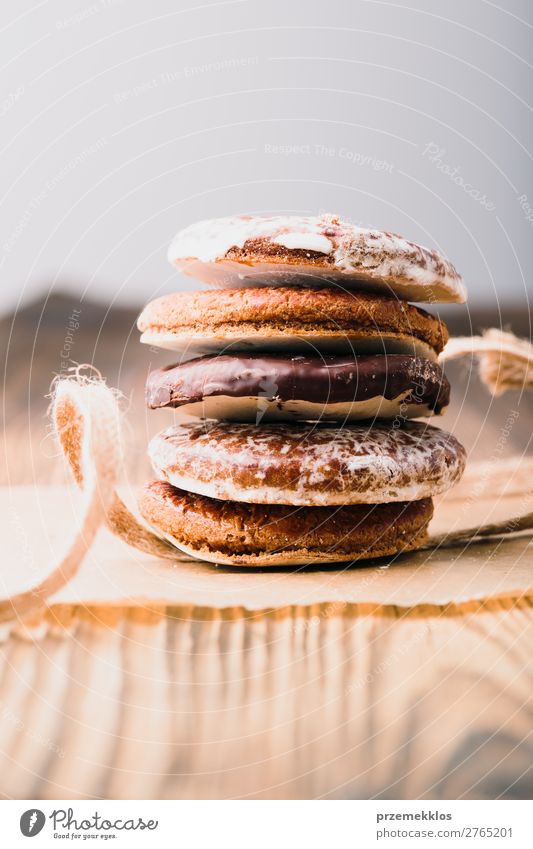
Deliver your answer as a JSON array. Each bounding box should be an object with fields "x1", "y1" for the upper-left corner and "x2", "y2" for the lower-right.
[{"x1": 137, "y1": 214, "x2": 466, "y2": 567}]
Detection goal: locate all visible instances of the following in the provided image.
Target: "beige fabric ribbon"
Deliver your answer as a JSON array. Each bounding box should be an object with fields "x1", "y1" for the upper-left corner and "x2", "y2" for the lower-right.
[
  {"x1": 439, "y1": 328, "x2": 533, "y2": 394},
  {"x1": 0, "y1": 370, "x2": 177, "y2": 624},
  {"x1": 1, "y1": 330, "x2": 533, "y2": 623}
]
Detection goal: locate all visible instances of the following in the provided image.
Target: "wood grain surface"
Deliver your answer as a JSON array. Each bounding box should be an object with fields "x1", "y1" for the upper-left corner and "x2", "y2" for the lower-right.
[
  {"x1": 0, "y1": 601, "x2": 531, "y2": 800},
  {"x1": 1, "y1": 296, "x2": 532, "y2": 800}
]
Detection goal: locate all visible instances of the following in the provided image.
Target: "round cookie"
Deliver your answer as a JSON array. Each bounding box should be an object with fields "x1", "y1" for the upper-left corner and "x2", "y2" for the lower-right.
[
  {"x1": 138, "y1": 287, "x2": 448, "y2": 361},
  {"x1": 148, "y1": 420, "x2": 466, "y2": 506},
  {"x1": 167, "y1": 214, "x2": 466, "y2": 303},
  {"x1": 139, "y1": 480, "x2": 434, "y2": 567},
  {"x1": 145, "y1": 353, "x2": 451, "y2": 422}
]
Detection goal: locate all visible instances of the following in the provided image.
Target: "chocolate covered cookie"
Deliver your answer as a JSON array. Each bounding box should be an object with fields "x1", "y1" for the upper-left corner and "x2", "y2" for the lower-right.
[{"x1": 145, "y1": 353, "x2": 450, "y2": 422}]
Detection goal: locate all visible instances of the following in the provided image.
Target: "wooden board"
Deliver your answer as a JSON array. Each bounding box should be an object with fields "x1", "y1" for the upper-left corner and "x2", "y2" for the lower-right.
[{"x1": 0, "y1": 600, "x2": 532, "y2": 800}]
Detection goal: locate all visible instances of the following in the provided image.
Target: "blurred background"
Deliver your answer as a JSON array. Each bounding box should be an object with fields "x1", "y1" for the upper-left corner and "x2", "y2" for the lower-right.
[{"x1": 1, "y1": 0, "x2": 532, "y2": 484}]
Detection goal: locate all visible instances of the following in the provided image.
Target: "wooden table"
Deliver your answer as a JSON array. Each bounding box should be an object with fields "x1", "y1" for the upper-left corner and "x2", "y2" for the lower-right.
[{"x1": 1, "y1": 297, "x2": 532, "y2": 800}]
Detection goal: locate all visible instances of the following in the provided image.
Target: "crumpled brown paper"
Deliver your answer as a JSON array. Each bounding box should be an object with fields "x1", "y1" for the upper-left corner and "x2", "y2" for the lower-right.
[{"x1": 1, "y1": 455, "x2": 532, "y2": 622}]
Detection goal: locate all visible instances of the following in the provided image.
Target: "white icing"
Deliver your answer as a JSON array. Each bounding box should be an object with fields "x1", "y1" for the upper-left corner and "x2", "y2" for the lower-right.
[
  {"x1": 272, "y1": 232, "x2": 333, "y2": 254},
  {"x1": 167, "y1": 214, "x2": 339, "y2": 263},
  {"x1": 168, "y1": 258, "x2": 466, "y2": 303},
  {"x1": 167, "y1": 213, "x2": 467, "y2": 304},
  {"x1": 140, "y1": 329, "x2": 438, "y2": 362},
  {"x1": 149, "y1": 421, "x2": 466, "y2": 507},
  {"x1": 333, "y1": 231, "x2": 467, "y2": 300},
  {"x1": 174, "y1": 393, "x2": 439, "y2": 423},
  {"x1": 155, "y1": 466, "x2": 430, "y2": 507}
]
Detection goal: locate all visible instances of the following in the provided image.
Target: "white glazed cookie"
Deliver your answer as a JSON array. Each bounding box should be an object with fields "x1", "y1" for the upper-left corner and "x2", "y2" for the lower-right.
[
  {"x1": 167, "y1": 214, "x2": 466, "y2": 303},
  {"x1": 148, "y1": 420, "x2": 466, "y2": 506}
]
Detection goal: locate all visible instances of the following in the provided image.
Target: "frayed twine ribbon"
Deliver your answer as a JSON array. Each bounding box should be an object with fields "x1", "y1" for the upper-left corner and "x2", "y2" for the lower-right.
[
  {"x1": 439, "y1": 328, "x2": 533, "y2": 395},
  {"x1": 0, "y1": 366, "x2": 177, "y2": 624},
  {"x1": 1, "y1": 330, "x2": 533, "y2": 624}
]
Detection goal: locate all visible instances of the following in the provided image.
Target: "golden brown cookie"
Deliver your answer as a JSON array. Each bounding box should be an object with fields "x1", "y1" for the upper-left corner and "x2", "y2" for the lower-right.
[
  {"x1": 148, "y1": 420, "x2": 466, "y2": 506},
  {"x1": 139, "y1": 480, "x2": 434, "y2": 566},
  {"x1": 167, "y1": 213, "x2": 466, "y2": 303},
  {"x1": 138, "y1": 287, "x2": 448, "y2": 360}
]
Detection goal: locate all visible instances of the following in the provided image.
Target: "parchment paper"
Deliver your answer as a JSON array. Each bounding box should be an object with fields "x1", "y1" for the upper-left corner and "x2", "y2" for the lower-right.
[{"x1": 1, "y1": 457, "x2": 532, "y2": 614}]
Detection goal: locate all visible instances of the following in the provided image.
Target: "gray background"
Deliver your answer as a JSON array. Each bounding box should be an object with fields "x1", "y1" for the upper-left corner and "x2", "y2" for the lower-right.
[{"x1": 1, "y1": 0, "x2": 532, "y2": 314}]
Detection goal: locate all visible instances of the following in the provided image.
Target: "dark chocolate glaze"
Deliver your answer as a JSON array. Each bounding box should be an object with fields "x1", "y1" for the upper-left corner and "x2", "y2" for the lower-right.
[{"x1": 146, "y1": 354, "x2": 450, "y2": 413}]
